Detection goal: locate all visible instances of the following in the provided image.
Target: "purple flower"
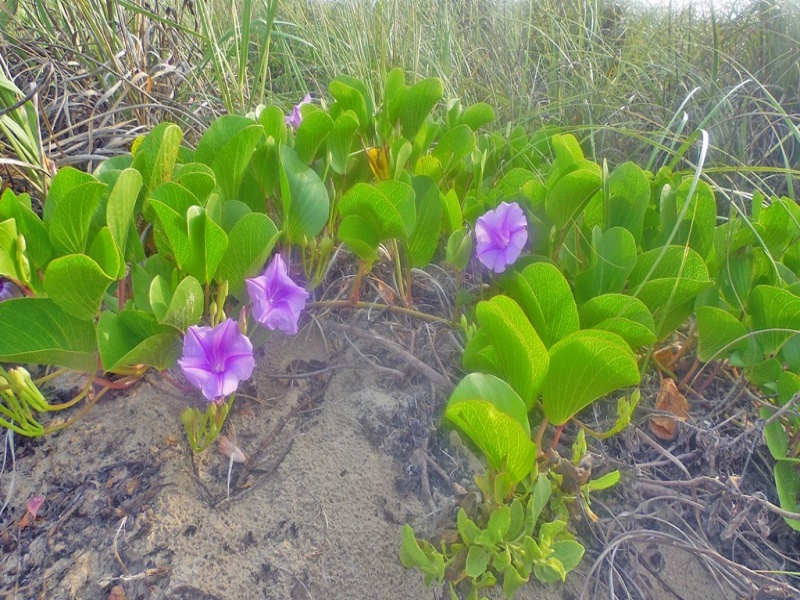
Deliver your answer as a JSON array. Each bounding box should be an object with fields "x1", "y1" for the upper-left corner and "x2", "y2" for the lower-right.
[
  {"x1": 246, "y1": 255, "x2": 309, "y2": 335},
  {"x1": 285, "y1": 94, "x2": 312, "y2": 129},
  {"x1": 0, "y1": 278, "x2": 21, "y2": 301},
  {"x1": 475, "y1": 201, "x2": 528, "y2": 273},
  {"x1": 178, "y1": 319, "x2": 255, "y2": 403}
]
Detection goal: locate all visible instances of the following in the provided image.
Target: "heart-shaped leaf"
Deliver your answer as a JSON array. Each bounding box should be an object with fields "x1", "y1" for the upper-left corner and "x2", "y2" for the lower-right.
[
  {"x1": 130, "y1": 123, "x2": 182, "y2": 201},
  {"x1": 48, "y1": 180, "x2": 107, "y2": 255},
  {"x1": 406, "y1": 176, "x2": 442, "y2": 268},
  {"x1": 542, "y1": 329, "x2": 641, "y2": 425},
  {"x1": 44, "y1": 254, "x2": 114, "y2": 320},
  {"x1": 475, "y1": 295, "x2": 549, "y2": 409},
  {"x1": 195, "y1": 115, "x2": 263, "y2": 200},
  {"x1": 97, "y1": 309, "x2": 181, "y2": 372},
  {"x1": 295, "y1": 106, "x2": 334, "y2": 164},
  {"x1": 578, "y1": 294, "x2": 656, "y2": 349},
  {"x1": 215, "y1": 212, "x2": 279, "y2": 296},
  {"x1": 149, "y1": 275, "x2": 203, "y2": 330},
  {"x1": 448, "y1": 373, "x2": 531, "y2": 436},
  {"x1": 105, "y1": 168, "x2": 142, "y2": 268},
  {"x1": 546, "y1": 166, "x2": 602, "y2": 230},
  {"x1": 603, "y1": 161, "x2": 650, "y2": 243},
  {"x1": 0, "y1": 298, "x2": 97, "y2": 371},
  {"x1": 502, "y1": 262, "x2": 579, "y2": 348},
  {"x1": 399, "y1": 77, "x2": 443, "y2": 140},
  {"x1": 327, "y1": 111, "x2": 360, "y2": 174},
  {"x1": 695, "y1": 305, "x2": 748, "y2": 361},
  {"x1": 749, "y1": 285, "x2": 800, "y2": 357},
  {"x1": 628, "y1": 245, "x2": 711, "y2": 338},
  {"x1": 337, "y1": 214, "x2": 380, "y2": 262},
  {"x1": 446, "y1": 397, "x2": 536, "y2": 483},
  {"x1": 279, "y1": 145, "x2": 330, "y2": 244}
]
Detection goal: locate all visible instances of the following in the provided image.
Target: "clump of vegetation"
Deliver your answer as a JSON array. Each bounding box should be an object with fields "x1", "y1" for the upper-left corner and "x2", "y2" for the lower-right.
[{"x1": 0, "y1": 0, "x2": 799, "y2": 598}]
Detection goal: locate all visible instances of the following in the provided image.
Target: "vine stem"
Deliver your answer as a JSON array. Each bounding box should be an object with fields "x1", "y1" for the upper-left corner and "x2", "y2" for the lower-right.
[
  {"x1": 307, "y1": 300, "x2": 452, "y2": 324},
  {"x1": 533, "y1": 415, "x2": 549, "y2": 457}
]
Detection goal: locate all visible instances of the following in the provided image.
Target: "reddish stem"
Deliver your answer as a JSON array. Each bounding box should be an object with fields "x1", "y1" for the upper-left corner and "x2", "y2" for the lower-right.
[{"x1": 550, "y1": 423, "x2": 565, "y2": 451}]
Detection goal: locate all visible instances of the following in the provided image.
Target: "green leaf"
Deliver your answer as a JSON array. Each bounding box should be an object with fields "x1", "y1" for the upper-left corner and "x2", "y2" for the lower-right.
[
  {"x1": 604, "y1": 162, "x2": 650, "y2": 243},
  {"x1": 327, "y1": 111, "x2": 360, "y2": 174},
  {"x1": 502, "y1": 565, "x2": 528, "y2": 598},
  {"x1": 628, "y1": 245, "x2": 710, "y2": 338},
  {"x1": 475, "y1": 296, "x2": 549, "y2": 409},
  {"x1": 279, "y1": 145, "x2": 330, "y2": 244},
  {"x1": 459, "y1": 102, "x2": 495, "y2": 131},
  {"x1": 501, "y1": 262, "x2": 579, "y2": 348},
  {"x1": 215, "y1": 213, "x2": 279, "y2": 296},
  {"x1": 173, "y1": 162, "x2": 216, "y2": 204},
  {"x1": 448, "y1": 373, "x2": 531, "y2": 436},
  {"x1": 406, "y1": 176, "x2": 441, "y2": 267},
  {"x1": 383, "y1": 68, "x2": 408, "y2": 127},
  {"x1": 445, "y1": 398, "x2": 536, "y2": 483},
  {"x1": 399, "y1": 78, "x2": 443, "y2": 141},
  {"x1": 457, "y1": 508, "x2": 481, "y2": 545},
  {"x1": 105, "y1": 168, "x2": 142, "y2": 266},
  {"x1": 546, "y1": 166, "x2": 602, "y2": 229},
  {"x1": 584, "y1": 470, "x2": 620, "y2": 492},
  {"x1": 575, "y1": 226, "x2": 637, "y2": 302},
  {"x1": 295, "y1": 106, "x2": 334, "y2": 164},
  {"x1": 150, "y1": 275, "x2": 203, "y2": 330},
  {"x1": 149, "y1": 200, "x2": 191, "y2": 268},
  {"x1": 462, "y1": 329, "x2": 502, "y2": 377},
  {"x1": 337, "y1": 214, "x2": 380, "y2": 262},
  {"x1": 130, "y1": 123, "x2": 182, "y2": 200},
  {"x1": 551, "y1": 540, "x2": 585, "y2": 573},
  {"x1": 466, "y1": 546, "x2": 490, "y2": 578},
  {"x1": 749, "y1": 285, "x2": 800, "y2": 357},
  {"x1": 48, "y1": 180, "x2": 107, "y2": 255},
  {"x1": 44, "y1": 254, "x2": 114, "y2": 320},
  {"x1": 259, "y1": 105, "x2": 287, "y2": 145},
  {"x1": 43, "y1": 166, "x2": 97, "y2": 225},
  {"x1": 432, "y1": 124, "x2": 475, "y2": 175},
  {"x1": 542, "y1": 329, "x2": 641, "y2": 426},
  {"x1": 185, "y1": 206, "x2": 228, "y2": 285},
  {"x1": 695, "y1": 306, "x2": 748, "y2": 362},
  {"x1": 528, "y1": 474, "x2": 552, "y2": 528},
  {"x1": 0, "y1": 188, "x2": 52, "y2": 269},
  {"x1": 659, "y1": 179, "x2": 716, "y2": 258},
  {"x1": 87, "y1": 226, "x2": 122, "y2": 279},
  {"x1": 195, "y1": 115, "x2": 263, "y2": 201},
  {"x1": 578, "y1": 294, "x2": 657, "y2": 349},
  {"x1": 338, "y1": 181, "x2": 415, "y2": 241},
  {"x1": 96, "y1": 309, "x2": 181, "y2": 372},
  {"x1": 399, "y1": 525, "x2": 445, "y2": 586},
  {"x1": 329, "y1": 77, "x2": 369, "y2": 134},
  {"x1": 0, "y1": 298, "x2": 97, "y2": 371},
  {"x1": 774, "y1": 462, "x2": 800, "y2": 531}
]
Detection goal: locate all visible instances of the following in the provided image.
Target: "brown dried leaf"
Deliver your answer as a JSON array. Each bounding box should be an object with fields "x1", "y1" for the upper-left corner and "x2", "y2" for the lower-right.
[
  {"x1": 649, "y1": 378, "x2": 690, "y2": 441},
  {"x1": 108, "y1": 585, "x2": 127, "y2": 600}
]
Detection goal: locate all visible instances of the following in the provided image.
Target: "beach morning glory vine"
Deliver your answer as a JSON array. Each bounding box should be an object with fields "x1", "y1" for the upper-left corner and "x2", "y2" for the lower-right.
[
  {"x1": 246, "y1": 254, "x2": 309, "y2": 335},
  {"x1": 285, "y1": 93, "x2": 312, "y2": 129},
  {"x1": 178, "y1": 319, "x2": 256, "y2": 403},
  {"x1": 474, "y1": 201, "x2": 528, "y2": 273}
]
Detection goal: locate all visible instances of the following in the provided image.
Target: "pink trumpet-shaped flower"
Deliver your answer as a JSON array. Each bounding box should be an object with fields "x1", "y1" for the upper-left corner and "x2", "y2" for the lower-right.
[
  {"x1": 285, "y1": 94, "x2": 312, "y2": 129},
  {"x1": 178, "y1": 319, "x2": 255, "y2": 403},
  {"x1": 246, "y1": 255, "x2": 309, "y2": 335},
  {"x1": 475, "y1": 201, "x2": 528, "y2": 273}
]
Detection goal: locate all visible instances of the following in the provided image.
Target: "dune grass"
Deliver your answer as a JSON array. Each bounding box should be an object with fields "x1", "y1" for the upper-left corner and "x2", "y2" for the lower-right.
[{"x1": 0, "y1": 0, "x2": 797, "y2": 198}]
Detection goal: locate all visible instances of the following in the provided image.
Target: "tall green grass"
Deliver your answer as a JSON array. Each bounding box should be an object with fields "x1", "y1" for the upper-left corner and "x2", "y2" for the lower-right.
[{"x1": 0, "y1": 0, "x2": 797, "y2": 197}]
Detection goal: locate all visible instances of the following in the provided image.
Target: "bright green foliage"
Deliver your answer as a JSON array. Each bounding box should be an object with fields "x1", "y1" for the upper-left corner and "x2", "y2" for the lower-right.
[
  {"x1": 541, "y1": 330, "x2": 641, "y2": 426},
  {"x1": 446, "y1": 374, "x2": 535, "y2": 483}
]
